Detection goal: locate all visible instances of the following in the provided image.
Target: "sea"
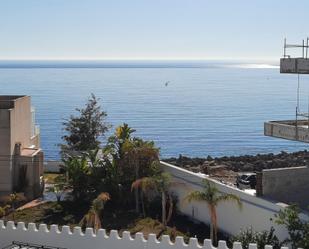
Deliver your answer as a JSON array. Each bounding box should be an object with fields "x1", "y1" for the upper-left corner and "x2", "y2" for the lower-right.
[{"x1": 1, "y1": 60, "x2": 309, "y2": 160}]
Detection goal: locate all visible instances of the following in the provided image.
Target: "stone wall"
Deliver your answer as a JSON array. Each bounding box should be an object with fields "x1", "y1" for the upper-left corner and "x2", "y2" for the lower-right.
[{"x1": 262, "y1": 166, "x2": 309, "y2": 209}]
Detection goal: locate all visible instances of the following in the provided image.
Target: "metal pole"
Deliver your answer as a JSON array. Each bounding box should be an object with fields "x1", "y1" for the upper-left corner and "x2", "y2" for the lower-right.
[
  {"x1": 284, "y1": 38, "x2": 286, "y2": 58},
  {"x1": 297, "y1": 74, "x2": 300, "y2": 113},
  {"x1": 303, "y1": 39, "x2": 305, "y2": 58},
  {"x1": 307, "y1": 95, "x2": 309, "y2": 131},
  {"x1": 306, "y1": 37, "x2": 309, "y2": 59}
]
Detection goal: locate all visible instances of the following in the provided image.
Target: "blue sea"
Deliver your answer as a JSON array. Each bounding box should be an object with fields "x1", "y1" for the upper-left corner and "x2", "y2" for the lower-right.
[{"x1": 0, "y1": 60, "x2": 308, "y2": 160}]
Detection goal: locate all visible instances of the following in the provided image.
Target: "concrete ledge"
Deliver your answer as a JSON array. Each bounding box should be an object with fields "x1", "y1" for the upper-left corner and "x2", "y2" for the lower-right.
[
  {"x1": 280, "y1": 58, "x2": 309, "y2": 74},
  {"x1": 264, "y1": 120, "x2": 309, "y2": 142}
]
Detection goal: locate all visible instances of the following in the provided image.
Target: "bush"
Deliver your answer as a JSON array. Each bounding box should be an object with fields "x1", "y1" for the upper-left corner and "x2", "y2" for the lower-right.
[
  {"x1": 230, "y1": 227, "x2": 285, "y2": 249},
  {"x1": 275, "y1": 205, "x2": 309, "y2": 249},
  {"x1": 0, "y1": 205, "x2": 10, "y2": 218},
  {"x1": 0, "y1": 207, "x2": 6, "y2": 218}
]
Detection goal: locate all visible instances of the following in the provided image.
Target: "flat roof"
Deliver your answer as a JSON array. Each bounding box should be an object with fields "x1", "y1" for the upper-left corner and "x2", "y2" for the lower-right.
[
  {"x1": 0, "y1": 95, "x2": 27, "y2": 101},
  {"x1": 0, "y1": 95, "x2": 29, "y2": 109}
]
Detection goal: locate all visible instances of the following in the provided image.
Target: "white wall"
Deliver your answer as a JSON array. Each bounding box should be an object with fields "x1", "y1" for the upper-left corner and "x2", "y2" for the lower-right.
[
  {"x1": 161, "y1": 162, "x2": 295, "y2": 241},
  {"x1": 0, "y1": 220, "x2": 290, "y2": 249},
  {"x1": 44, "y1": 160, "x2": 62, "y2": 173}
]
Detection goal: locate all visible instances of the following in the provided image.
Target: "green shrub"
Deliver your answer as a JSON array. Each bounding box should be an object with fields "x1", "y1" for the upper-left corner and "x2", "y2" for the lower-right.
[
  {"x1": 0, "y1": 207, "x2": 6, "y2": 218},
  {"x1": 230, "y1": 227, "x2": 285, "y2": 249},
  {"x1": 275, "y1": 205, "x2": 309, "y2": 249}
]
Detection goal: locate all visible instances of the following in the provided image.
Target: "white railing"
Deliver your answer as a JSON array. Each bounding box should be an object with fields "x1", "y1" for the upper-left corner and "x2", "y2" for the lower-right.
[{"x1": 0, "y1": 220, "x2": 292, "y2": 249}]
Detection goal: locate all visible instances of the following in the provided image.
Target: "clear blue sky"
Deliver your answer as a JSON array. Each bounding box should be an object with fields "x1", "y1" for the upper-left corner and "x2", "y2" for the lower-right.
[{"x1": 1, "y1": 0, "x2": 308, "y2": 61}]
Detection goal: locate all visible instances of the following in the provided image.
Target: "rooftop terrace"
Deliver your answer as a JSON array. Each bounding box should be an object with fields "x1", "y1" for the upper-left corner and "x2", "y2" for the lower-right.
[{"x1": 0, "y1": 95, "x2": 28, "y2": 109}]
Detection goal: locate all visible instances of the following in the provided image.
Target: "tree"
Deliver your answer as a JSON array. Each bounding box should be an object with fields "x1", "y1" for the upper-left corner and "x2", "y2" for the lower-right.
[
  {"x1": 81, "y1": 192, "x2": 110, "y2": 231},
  {"x1": 230, "y1": 227, "x2": 285, "y2": 249},
  {"x1": 275, "y1": 205, "x2": 309, "y2": 249},
  {"x1": 61, "y1": 94, "x2": 109, "y2": 153},
  {"x1": 62, "y1": 155, "x2": 91, "y2": 200},
  {"x1": 123, "y1": 138, "x2": 160, "y2": 213},
  {"x1": 185, "y1": 179, "x2": 242, "y2": 244},
  {"x1": 132, "y1": 172, "x2": 174, "y2": 229},
  {"x1": 103, "y1": 123, "x2": 136, "y2": 195}
]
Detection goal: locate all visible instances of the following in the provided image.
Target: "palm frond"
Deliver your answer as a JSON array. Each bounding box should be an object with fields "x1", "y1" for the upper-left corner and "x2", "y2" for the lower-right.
[
  {"x1": 131, "y1": 177, "x2": 156, "y2": 192},
  {"x1": 97, "y1": 192, "x2": 111, "y2": 202},
  {"x1": 216, "y1": 193, "x2": 242, "y2": 209},
  {"x1": 184, "y1": 190, "x2": 207, "y2": 203}
]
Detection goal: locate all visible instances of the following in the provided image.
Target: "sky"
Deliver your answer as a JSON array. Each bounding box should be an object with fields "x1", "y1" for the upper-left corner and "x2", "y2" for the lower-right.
[{"x1": 1, "y1": 0, "x2": 309, "y2": 61}]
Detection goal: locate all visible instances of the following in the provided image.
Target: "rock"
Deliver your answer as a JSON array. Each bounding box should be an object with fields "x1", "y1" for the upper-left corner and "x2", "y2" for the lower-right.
[{"x1": 162, "y1": 150, "x2": 309, "y2": 173}]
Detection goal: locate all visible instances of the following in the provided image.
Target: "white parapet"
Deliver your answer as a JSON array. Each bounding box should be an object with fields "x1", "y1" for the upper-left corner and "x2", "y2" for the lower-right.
[
  {"x1": 0, "y1": 220, "x2": 294, "y2": 249},
  {"x1": 264, "y1": 120, "x2": 309, "y2": 143}
]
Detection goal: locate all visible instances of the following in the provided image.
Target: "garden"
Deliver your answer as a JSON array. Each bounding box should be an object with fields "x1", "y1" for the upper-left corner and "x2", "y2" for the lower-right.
[{"x1": 1, "y1": 94, "x2": 308, "y2": 249}]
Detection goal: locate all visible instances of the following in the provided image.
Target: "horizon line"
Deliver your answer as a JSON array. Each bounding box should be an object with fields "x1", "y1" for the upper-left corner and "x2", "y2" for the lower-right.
[{"x1": 0, "y1": 57, "x2": 279, "y2": 62}]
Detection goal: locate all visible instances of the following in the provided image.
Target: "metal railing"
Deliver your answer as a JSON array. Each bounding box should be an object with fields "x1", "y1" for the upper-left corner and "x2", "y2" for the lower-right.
[{"x1": 283, "y1": 38, "x2": 309, "y2": 59}]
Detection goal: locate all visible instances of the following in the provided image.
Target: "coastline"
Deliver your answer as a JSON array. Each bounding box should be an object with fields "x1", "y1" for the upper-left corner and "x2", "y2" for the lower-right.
[{"x1": 163, "y1": 150, "x2": 309, "y2": 173}]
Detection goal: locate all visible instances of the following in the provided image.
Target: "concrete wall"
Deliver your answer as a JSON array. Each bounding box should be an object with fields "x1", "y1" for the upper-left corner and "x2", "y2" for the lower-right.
[
  {"x1": 280, "y1": 58, "x2": 309, "y2": 74},
  {"x1": 264, "y1": 120, "x2": 309, "y2": 143},
  {"x1": 10, "y1": 96, "x2": 34, "y2": 153},
  {"x1": 44, "y1": 160, "x2": 63, "y2": 173},
  {"x1": 262, "y1": 166, "x2": 309, "y2": 209},
  {"x1": 161, "y1": 162, "x2": 293, "y2": 241},
  {"x1": 0, "y1": 109, "x2": 12, "y2": 192},
  {"x1": 0, "y1": 220, "x2": 295, "y2": 249}
]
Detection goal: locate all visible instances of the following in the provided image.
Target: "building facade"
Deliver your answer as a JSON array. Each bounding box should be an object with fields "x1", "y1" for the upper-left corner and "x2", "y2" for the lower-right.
[{"x1": 0, "y1": 95, "x2": 43, "y2": 200}]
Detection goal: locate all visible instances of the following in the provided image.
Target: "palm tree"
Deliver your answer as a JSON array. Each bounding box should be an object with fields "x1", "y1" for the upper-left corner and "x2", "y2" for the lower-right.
[
  {"x1": 185, "y1": 179, "x2": 242, "y2": 244},
  {"x1": 132, "y1": 172, "x2": 174, "y2": 229},
  {"x1": 124, "y1": 138, "x2": 159, "y2": 213},
  {"x1": 115, "y1": 123, "x2": 136, "y2": 144},
  {"x1": 105, "y1": 123, "x2": 136, "y2": 161},
  {"x1": 81, "y1": 192, "x2": 110, "y2": 232}
]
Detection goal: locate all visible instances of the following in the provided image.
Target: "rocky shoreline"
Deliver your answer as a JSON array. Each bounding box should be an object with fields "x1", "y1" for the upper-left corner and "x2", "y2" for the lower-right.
[{"x1": 163, "y1": 150, "x2": 309, "y2": 173}]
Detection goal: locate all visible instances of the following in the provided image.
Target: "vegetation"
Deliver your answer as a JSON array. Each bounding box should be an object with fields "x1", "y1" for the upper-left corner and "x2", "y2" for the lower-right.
[
  {"x1": 4, "y1": 200, "x2": 225, "y2": 242},
  {"x1": 230, "y1": 227, "x2": 284, "y2": 249},
  {"x1": 0, "y1": 205, "x2": 10, "y2": 218},
  {"x1": 80, "y1": 192, "x2": 110, "y2": 231},
  {"x1": 4, "y1": 202, "x2": 89, "y2": 228},
  {"x1": 122, "y1": 138, "x2": 160, "y2": 213},
  {"x1": 61, "y1": 155, "x2": 91, "y2": 200},
  {"x1": 185, "y1": 179, "x2": 242, "y2": 244},
  {"x1": 132, "y1": 171, "x2": 174, "y2": 228},
  {"x1": 275, "y1": 204, "x2": 309, "y2": 249},
  {"x1": 7, "y1": 94, "x2": 301, "y2": 247},
  {"x1": 61, "y1": 94, "x2": 109, "y2": 153},
  {"x1": 44, "y1": 173, "x2": 64, "y2": 184}
]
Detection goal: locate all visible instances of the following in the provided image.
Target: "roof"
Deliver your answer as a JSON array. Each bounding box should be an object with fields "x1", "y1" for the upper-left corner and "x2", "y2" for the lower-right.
[
  {"x1": 0, "y1": 95, "x2": 28, "y2": 109},
  {"x1": 0, "y1": 96, "x2": 26, "y2": 101}
]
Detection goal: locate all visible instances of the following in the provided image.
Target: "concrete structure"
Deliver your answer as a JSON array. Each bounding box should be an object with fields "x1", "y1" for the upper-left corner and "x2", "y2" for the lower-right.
[
  {"x1": 0, "y1": 220, "x2": 299, "y2": 249},
  {"x1": 44, "y1": 160, "x2": 64, "y2": 173},
  {"x1": 161, "y1": 162, "x2": 309, "y2": 242},
  {"x1": 265, "y1": 39, "x2": 309, "y2": 141},
  {"x1": 262, "y1": 166, "x2": 309, "y2": 209},
  {"x1": 280, "y1": 58, "x2": 309, "y2": 74},
  {"x1": 0, "y1": 96, "x2": 43, "y2": 200},
  {"x1": 264, "y1": 120, "x2": 309, "y2": 143}
]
